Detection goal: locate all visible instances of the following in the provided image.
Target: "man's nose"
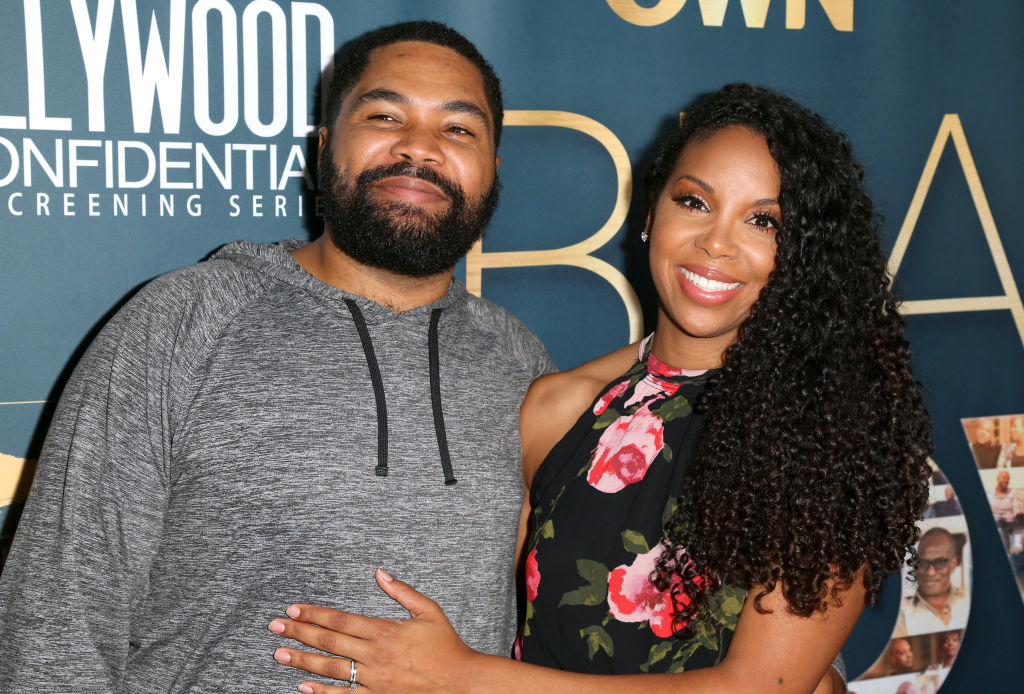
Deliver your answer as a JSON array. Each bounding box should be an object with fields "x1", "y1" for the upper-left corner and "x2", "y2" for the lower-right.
[{"x1": 391, "y1": 124, "x2": 445, "y2": 166}]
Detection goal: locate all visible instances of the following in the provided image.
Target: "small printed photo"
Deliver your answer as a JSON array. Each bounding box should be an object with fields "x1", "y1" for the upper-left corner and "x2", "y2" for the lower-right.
[
  {"x1": 962, "y1": 414, "x2": 1024, "y2": 469},
  {"x1": 850, "y1": 672, "x2": 917, "y2": 693},
  {"x1": 962, "y1": 413, "x2": 1024, "y2": 603},
  {"x1": 855, "y1": 631, "x2": 959, "y2": 688},
  {"x1": 922, "y1": 461, "x2": 962, "y2": 519},
  {"x1": 895, "y1": 518, "x2": 970, "y2": 638}
]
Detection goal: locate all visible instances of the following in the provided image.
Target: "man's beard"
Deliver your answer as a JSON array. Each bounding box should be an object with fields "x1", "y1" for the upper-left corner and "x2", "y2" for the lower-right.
[{"x1": 318, "y1": 146, "x2": 499, "y2": 278}]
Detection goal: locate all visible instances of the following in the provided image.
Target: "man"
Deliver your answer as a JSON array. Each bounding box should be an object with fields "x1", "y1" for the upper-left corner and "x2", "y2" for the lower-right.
[
  {"x1": 0, "y1": 21, "x2": 553, "y2": 691},
  {"x1": 929, "y1": 484, "x2": 962, "y2": 517},
  {"x1": 970, "y1": 417, "x2": 1000, "y2": 468},
  {"x1": 989, "y1": 468, "x2": 1020, "y2": 550},
  {"x1": 894, "y1": 528, "x2": 969, "y2": 637},
  {"x1": 929, "y1": 630, "x2": 960, "y2": 669},
  {"x1": 888, "y1": 638, "x2": 916, "y2": 675}
]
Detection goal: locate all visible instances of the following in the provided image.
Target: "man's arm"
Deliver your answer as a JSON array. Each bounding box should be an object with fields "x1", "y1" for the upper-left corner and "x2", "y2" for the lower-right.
[{"x1": 0, "y1": 286, "x2": 184, "y2": 691}]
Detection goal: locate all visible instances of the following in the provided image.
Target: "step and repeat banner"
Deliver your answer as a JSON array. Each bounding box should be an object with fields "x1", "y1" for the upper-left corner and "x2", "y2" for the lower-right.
[{"x1": 0, "y1": 1, "x2": 1021, "y2": 690}]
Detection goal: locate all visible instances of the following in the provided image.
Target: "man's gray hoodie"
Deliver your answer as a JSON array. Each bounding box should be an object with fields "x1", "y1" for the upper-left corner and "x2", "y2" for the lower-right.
[{"x1": 0, "y1": 238, "x2": 554, "y2": 692}]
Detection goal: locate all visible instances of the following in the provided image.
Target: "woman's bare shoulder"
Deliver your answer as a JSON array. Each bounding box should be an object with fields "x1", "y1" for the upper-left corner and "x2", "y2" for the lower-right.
[{"x1": 521, "y1": 342, "x2": 640, "y2": 484}]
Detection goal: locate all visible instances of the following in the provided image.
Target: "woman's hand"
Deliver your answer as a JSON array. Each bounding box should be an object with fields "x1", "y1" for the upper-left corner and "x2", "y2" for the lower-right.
[{"x1": 269, "y1": 569, "x2": 480, "y2": 693}]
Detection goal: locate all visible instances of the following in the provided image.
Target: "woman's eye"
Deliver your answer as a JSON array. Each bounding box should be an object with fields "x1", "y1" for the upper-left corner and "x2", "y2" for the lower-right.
[
  {"x1": 673, "y1": 194, "x2": 707, "y2": 212},
  {"x1": 750, "y1": 213, "x2": 781, "y2": 231}
]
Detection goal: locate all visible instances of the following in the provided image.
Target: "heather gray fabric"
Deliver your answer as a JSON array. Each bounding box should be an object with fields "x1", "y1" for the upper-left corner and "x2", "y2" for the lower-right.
[{"x1": 0, "y1": 238, "x2": 555, "y2": 693}]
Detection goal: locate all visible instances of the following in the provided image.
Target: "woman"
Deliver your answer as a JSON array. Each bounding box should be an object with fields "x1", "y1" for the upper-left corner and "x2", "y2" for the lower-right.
[{"x1": 268, "y1": 84, "x2": 932, "y2": 693}]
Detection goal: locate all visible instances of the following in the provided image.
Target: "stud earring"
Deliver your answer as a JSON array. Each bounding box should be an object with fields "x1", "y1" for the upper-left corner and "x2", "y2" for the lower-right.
[{"x1": 640, "y1": 230, "x2": 649, "y2": 243}]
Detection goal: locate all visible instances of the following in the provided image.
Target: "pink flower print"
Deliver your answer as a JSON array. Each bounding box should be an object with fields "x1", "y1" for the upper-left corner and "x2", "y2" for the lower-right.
[
  {"x1": 586, "y1": 405, "x2": 664, "y2": 493},
  {"x1": 593, "y1": 379, "x2": 630, "y2": 416},
  {"x1": 513, "y1": 633, "x2": 523, "y2": 661},
  {"x1": 525, "y1": 548, "x2": 541, "y2": 602},
  {"x1": 607, "y1": 545, "x2": 691, "y2": 638},
  {"x1": 646, "y1": 349, "x2": 708, "y2": 378},
  {"x1": 623, "y1": 376, "x2": 680, "y2": 409}
]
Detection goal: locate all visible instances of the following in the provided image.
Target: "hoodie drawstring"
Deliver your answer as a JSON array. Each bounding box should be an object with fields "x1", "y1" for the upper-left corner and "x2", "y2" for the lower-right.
[
  {"x1": 345, "y1": 299, "x2": 390, "y2": 477},
  {"x1": 428, "y1": 308, "x2": 457, "y2": 486},
  {"x1": 343, "y1": 299, "x2": 456, "y2": 485}
]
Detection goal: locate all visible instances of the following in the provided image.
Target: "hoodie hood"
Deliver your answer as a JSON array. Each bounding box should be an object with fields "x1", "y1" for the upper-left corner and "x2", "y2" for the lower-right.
[{"x1": 210, "y1": 238, "x2": 470, "y2": 326}]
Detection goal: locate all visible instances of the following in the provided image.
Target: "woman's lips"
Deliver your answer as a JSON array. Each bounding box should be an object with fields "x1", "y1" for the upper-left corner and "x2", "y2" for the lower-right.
[
  {"x1": 677, "y1": 264, "x2": 744, "y2": 306},
  {"x1": 373, "y1": 176, "x2": 448, "y2": 205}
]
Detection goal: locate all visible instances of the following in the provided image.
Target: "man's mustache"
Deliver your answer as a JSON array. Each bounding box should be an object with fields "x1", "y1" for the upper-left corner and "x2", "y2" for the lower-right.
[{"x1": 356, "y1": 163, "x2": 464, "y2": 204}]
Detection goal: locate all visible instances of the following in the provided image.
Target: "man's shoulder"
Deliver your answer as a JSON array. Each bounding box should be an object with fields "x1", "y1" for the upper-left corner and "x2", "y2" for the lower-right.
[
  {"x1": 460, "y1": 291, "x2": 530, "y2": 332},
  {"x1": 91, "y1": 244, "x2": 290, "y2": 365},
  {"x1": 124, "y1": 245, "x2": 284, "y2": 322},
  {"x1": 458, "y1": 291, "x2": 554, "y2": 374}
]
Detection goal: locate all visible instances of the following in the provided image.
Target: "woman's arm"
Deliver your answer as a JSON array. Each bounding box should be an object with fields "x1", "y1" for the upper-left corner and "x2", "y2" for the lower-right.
[{"x1": 269, "y1": 568, "x2": 863, "y2": 694}]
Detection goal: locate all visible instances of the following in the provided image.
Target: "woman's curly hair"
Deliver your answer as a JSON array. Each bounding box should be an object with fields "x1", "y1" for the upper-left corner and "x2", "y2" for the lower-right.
[{"x1": 647, "y1": 84, "x2": 933, "y2": 635}]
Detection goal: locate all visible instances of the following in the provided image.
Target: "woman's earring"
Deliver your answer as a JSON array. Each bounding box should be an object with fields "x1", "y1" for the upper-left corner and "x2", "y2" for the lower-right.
[{"x1": 640, "y1": 230, "x2": 649, "y2": 243}]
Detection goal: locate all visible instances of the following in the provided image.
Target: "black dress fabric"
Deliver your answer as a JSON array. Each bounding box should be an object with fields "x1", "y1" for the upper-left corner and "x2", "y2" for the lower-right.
[{"x1": 517, "y1": 337, "x2": 746, "y2": 673}]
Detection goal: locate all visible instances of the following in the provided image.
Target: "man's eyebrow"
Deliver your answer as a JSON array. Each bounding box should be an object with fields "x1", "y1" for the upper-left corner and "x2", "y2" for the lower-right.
[
  {"x1": 441, "y1": 100, "x2": 491, "y2": 132},
  {"x1": 354, "y1": 88, "x2": 409, "y2": 106},
  {"x1": 353, "y1": 89, "x2": 491, "y2": 134}
]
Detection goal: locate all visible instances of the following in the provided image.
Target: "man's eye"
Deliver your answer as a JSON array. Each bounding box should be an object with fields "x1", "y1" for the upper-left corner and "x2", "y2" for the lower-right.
[{"x1": 447, "y1": 125, "x2": 474, "y2": 136}]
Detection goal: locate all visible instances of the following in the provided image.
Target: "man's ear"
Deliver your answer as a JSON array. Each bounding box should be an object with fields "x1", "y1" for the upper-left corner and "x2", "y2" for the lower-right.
[
  {"x1": 495, "y1": 155, "x2": 501, "y2": 170},
  {"x1": 318, "y1": 126, "x2": 329, "y2": 151}
]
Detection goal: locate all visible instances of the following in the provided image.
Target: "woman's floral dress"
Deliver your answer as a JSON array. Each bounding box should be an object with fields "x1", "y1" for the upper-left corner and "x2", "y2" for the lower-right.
[{"x1": 516, "y1": 336, "x2": 746, "y2": 673}]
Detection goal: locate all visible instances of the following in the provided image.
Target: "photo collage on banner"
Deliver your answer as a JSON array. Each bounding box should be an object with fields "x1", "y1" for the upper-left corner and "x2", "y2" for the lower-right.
[
  {"x1": 851, "y1": 462, "x2": 970, "y2": 694},
  {"x1": 963, "y1": 414, "x2": 1024, "y2": 604}
]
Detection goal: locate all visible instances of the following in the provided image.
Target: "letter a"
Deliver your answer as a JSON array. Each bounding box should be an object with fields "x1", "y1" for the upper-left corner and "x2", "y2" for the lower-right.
[{"x1": 888, "y1": 114, "x2": 1024, "y2": 349}]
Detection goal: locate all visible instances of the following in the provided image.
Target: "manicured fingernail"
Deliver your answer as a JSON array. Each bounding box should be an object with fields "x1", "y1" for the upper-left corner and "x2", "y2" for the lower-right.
[
  {"x1": 275, "y1": 648, "x2": 292, "y2": 663},
  {"x1": 286, "y1": 605, "x2": 300, "y2": 618},
  {"x1": 268, "y1": 620, "x2": 285, "y2": 634},
  {"x1": 299, "y1": 685, "x2": 313, "y2": 694},
  {"x1": 378, "y1": 568, "x2": 393, "y2": 582}
]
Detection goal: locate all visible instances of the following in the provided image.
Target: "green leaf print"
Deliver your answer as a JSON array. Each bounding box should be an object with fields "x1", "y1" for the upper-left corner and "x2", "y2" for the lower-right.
[
  {"x1": 523, "y1": 600, "x2": 534, "y2": 636},
  {"x1": 666, "y1": 658, "x2": 689, "y2": 673},
  {"x1": 593, "y1": 407, "x2": 622, "y2": 430},
  {"x1": 654, "y1": 395, "x2": 692, "y2": 422},
  {"x1": 558, "y1": 559, "x2": 610, "y2": 607},
  {"x1": 579, "y1": 625, "x2": 614, "y2": 660},
  {"x1": 540, "y1": 519, "x2": 554, "y2": 539},
  {"x1": 620, "y1": 529, "x2": 650, "y2": 554},
  {"x1": 708, "y1": 584, "x2": 747, "y2": 627},
  {"x1": 661, "y1": 441, "x2": 674, "y2": 461},
  {"x1": 639, "y1": 641, "x2": 674, "y2": 672},
  {"x1": 693, "y1": 619, "x2": 718, "y2": 652},
  {"x1": 668, "y1": 638, "x2": 702, "y2": 671},
  {"x1": 661, "y1": 497, "x2": 678, "y2": 529}
]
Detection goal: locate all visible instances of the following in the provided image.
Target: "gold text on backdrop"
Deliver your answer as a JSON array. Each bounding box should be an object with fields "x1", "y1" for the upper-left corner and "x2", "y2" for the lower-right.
[
  {"x1": 464, "y1": 110, "x2": 643, "y2": 342},
  {"x1": 606, "y1": 0, "x2": 853, "y2": 30},
  {"x1": 888, "y1": 114, "x2": 1024, "y2": 349}
]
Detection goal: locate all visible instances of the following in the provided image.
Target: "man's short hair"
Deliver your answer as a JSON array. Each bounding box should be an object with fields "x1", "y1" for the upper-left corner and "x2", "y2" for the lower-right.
[
  {"x1": 323, "y1": 21, "x2": 504, "y2": 147},
  {"x1": 919, "y1": 527, "x2": 955, "y2": 548}
]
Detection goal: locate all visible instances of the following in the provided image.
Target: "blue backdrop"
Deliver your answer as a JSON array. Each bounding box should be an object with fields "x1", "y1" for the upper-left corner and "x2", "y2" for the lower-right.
[{"x1": 1, "y1": 2, "x2": 1022, "y2": 690}]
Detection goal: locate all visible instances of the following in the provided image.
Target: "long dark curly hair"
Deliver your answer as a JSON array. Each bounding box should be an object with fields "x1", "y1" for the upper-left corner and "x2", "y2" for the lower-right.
[{"x1": 648, "y1": 84, "x2": 933, "y2": 634}]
